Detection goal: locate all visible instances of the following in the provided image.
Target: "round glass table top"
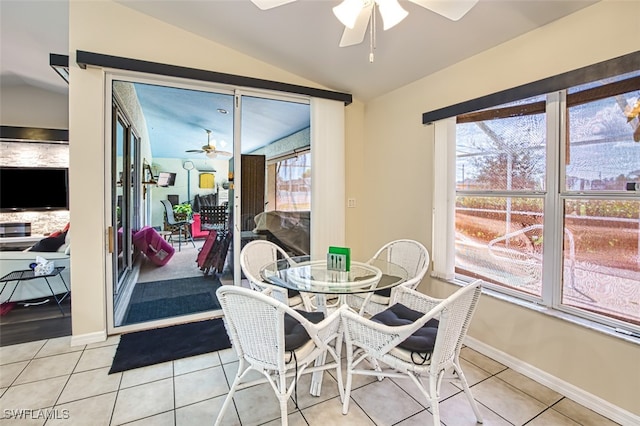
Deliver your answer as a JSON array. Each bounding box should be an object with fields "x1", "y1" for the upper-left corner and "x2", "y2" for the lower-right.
[{"x1": 260, "y1": 255, "x2": 409, "y2": 295}]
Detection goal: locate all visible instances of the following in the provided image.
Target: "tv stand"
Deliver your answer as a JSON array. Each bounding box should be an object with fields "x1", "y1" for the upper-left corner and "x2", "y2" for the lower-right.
[{"x1": 0, "y1": 222, "x2": 31, "y2": 238}]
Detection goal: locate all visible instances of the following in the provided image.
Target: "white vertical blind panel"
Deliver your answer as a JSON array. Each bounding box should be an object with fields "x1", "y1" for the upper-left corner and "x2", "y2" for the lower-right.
[
  {"x1": 432, "y1": 118, "x2": 456, "y2": 279},
  {"x1": 310, "y1": 97, "x2": 345, "y2": 260}
]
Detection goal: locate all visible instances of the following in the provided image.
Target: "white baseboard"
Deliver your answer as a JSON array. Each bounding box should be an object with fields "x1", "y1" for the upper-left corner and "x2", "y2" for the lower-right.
[
  {"x1": 464, "y1": 336, "x2": 640, "y2": 426},
  {"x1": 70, "y1": 330, "x2": 107, "y2": 346}
]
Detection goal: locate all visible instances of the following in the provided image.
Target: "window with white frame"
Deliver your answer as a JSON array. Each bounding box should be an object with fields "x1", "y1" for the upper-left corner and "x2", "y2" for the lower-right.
[
  {"x1": 272, "y1": 152, "x2": 311, "y2": 211},
  {"x1": 454, "y1": 71, "x2": 640, "y2": 330}
]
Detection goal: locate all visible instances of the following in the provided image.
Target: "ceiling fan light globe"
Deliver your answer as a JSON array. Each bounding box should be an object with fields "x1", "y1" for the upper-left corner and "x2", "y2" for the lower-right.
[
  {"x1": 333, "y1": 0, "x2": 365, "y2": 29},
  {"x1": 206, "y1": 151, "x2": 218, "y2": 159},
  {"x1": 377, "y1": 0, "x2": 408, "y2": 30}
]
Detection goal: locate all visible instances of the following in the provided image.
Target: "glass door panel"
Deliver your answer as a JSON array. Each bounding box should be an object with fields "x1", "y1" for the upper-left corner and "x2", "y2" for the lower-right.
[
  {"x1": 111, "y1": 79, "x2": 236, "y2": 329},
  {"x1": 231, "y1": 95, "x2": 311, "y2": 286},
  {"x1": 108, "y1": 77, "x2": 312, "y2": 331},
  {"x1": 113, "y1": 114, "x2": 129, "y2": 298},
  {"x1": 112, "y1": 103, "x2": 140, "y2": 313}
]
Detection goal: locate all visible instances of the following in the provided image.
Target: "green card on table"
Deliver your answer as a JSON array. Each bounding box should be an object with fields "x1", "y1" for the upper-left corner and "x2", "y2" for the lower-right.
[{"x1": 327, "y1": 246, "x2": 351, "y2": 271}]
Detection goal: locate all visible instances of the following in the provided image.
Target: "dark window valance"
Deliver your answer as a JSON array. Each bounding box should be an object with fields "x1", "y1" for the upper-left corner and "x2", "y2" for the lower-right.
[
  {"x1": 75, "y1": 50, "x2": 352, "y2": 105},
  {"x1": 423, "y1": 51, "x2": 640, "y2": 125},
  {"x1": 457, "y1": 74, "x2": 640, "y2": 123}
]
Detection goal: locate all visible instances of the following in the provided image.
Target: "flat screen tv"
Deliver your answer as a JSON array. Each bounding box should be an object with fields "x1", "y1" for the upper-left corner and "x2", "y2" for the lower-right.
[
  {"x1": 157, "y1": 172, "x2": 176, "y2": 187},
  {"x1": 0, "y1": 167, "x2": 69, "y2": 212}
]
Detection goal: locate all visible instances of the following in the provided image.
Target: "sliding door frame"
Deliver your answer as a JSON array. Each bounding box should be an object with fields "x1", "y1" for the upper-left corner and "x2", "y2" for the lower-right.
[{"x1": 103, "y1": 70, "x2": 345, "y2": 335}]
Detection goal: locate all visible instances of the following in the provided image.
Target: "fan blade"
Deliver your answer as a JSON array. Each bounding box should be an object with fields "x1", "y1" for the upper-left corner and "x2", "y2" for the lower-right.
[
  {"x1": 185, "y1": 149, "x2": 204, "y2": 153},
  {"x1": 408, "y1": 0, "x2": 478, "y2": 21},
  {"x1": 338, "y1": 3, "x2": 374, "y2": 47},
  {"x1": 251, "y1": 0, "x2": 297, "y2": 10},
  {"x1": 214, "y1": 150, "x2": 233, "y2": 157}
]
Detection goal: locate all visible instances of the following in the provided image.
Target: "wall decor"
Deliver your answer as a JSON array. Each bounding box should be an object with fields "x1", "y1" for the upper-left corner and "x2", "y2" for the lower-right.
[{"x1": 199, "y1": 173, "x2": 215, "y2": 189}]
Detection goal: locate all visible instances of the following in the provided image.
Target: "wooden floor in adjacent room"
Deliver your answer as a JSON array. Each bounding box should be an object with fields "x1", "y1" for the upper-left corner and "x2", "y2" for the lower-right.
[{"x1": 0, "y1": 296, "x2": 71, "y2": 346}]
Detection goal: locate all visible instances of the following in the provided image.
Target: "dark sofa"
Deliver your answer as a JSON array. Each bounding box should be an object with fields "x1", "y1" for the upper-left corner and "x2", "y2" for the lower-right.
[
  {"x1": 252, "y1": 210, "x2": 310, "y2": 256},
  {"x1": 192, "y1": 193, "x2": 217, "y2": 213}
]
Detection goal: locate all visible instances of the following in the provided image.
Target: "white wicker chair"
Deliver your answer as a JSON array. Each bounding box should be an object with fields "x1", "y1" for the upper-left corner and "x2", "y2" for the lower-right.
[
  {"x1": 349, "y1": 239, "x2": 430, "y2": 316},
  {"x1": 341, "y1": 280, "x2": 484, "y2": 425},
  {"x1": 240, "y1": 239, "x2": 314, "y2": 311},
  {"x1": 214, "y1": 285, "x2": 347, "y2": 426}
]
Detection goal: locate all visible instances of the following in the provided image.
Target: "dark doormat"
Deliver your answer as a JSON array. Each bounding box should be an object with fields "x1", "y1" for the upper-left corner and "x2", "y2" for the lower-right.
[
  {"x1": 123, "y1": 275, "x2": 222, "y2": 325},
  {"x1": 125, "y1": 292, "x2": 215, "y2": 324},
  {"x1": 109, "y1": 318, "x2": 231, "y2": 374}
]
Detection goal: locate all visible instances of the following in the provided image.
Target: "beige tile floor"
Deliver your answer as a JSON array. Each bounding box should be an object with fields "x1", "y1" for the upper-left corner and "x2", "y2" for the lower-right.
[{"x1": 0, "y1": 336, "x2": 620, "y2": 426}]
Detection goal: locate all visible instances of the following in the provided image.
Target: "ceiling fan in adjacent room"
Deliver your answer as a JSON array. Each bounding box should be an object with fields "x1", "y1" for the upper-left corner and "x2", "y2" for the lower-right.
[
  {"x1": 251, "y1": 0, "x2": 478, "y2": 48},
  {"x1": 185, "y1": 129, "x2": 232, "y2": 159}
]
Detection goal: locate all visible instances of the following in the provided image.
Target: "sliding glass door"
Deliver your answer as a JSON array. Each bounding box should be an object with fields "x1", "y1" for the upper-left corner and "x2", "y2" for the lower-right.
[
  {"x1": 112, "y1": 103, "x2": 140, "y2": 302},
  {"x1": 106, "y1": 74, "x2": 312, "y2": 333}
]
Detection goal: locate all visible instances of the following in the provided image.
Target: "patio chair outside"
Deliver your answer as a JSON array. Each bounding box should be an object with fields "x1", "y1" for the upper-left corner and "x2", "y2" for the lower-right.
[
  {"x1": 200, "y1": 204, "x2": 229, "y2": 232},
  {"x1": 341, "y1": 280, "x2": 484, "y2": 425},
  {"x1": 160, "y1": 199, "x2": 195, "y2": 251}
]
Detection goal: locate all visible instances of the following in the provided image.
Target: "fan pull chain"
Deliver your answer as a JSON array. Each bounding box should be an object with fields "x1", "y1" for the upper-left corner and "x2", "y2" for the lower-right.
[{"x1": 369, "y1": 2, "x2": 376, "y2": 63}]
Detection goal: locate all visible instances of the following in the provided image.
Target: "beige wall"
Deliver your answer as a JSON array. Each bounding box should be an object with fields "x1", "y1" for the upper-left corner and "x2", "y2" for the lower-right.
[
  {"x1": 0, "y1": 84, "x2": 68, "y2": 129},
  {"x1": 68, "y1": 0, "x2": 639, "y2": 419},
  {"x1": 359, "y1": 1, "x2": 639, "y2": 417}
]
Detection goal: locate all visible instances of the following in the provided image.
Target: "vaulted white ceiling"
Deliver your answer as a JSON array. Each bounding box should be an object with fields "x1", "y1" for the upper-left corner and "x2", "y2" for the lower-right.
[{"x1": 0, "y1": 0, "x2": 598, "y2": 158}]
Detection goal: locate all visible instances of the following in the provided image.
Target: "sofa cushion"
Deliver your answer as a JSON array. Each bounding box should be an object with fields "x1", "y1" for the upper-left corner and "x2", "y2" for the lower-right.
[
  {"x1": 57, "y1": 228, "x2": 71, "y2": 253},
  {"x1": 29, "y1": 232, "x2": 67, "y2": 252},
  {"x1": 49, "y1": 222, "x2": 70, "y2": 238}
]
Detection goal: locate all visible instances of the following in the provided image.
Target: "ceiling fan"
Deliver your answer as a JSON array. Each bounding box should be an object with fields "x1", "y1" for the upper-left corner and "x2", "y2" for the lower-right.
[
  {"x1": 185, "y1": 129, "x2": 232, "y2": 159},
  {"x1": 251, "y1": 0, "x2": 479, "y2": 47}
]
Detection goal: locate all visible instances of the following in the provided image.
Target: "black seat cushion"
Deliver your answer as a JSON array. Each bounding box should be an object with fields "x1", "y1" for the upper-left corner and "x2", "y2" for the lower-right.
[
  {"x1": 284, "y1": 310, "x2": 324, "y2": 351},
  {"x1": 28, "y1": 232, "x2": 67, "y2": 252},
  {"x1": 287, "y1": 288, "x2": 301, "y2": 298},
  {"x1": 371, "y1": 303, "x2": 439, "y2": 353},
  {"x1": 372, "y1": 274, "x2": 404, "y2": 297},
  {"x1": 353, "y1": 274, "x2": 402, "y2": 298}
]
